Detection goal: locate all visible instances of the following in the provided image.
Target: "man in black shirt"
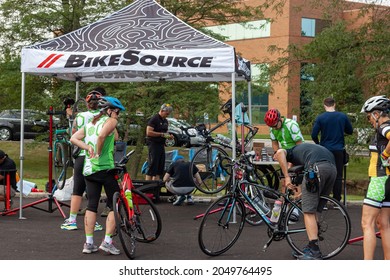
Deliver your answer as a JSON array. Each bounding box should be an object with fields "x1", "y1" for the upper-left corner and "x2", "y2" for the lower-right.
[
  {"x1": 163, "y1": 156, "x2": 202, "y2": 206},
  {"x1": 145, "y1": 104, "x2": 173, "y2": 180},
  {"x1": 274, "y1": 143, "x2": 336, "y2": 260},
  {"x1": 0, "y1": 150, "x2": 17, "y2": 202}
]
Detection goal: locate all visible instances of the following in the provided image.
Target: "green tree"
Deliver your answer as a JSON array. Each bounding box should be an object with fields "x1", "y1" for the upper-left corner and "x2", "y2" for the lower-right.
[
  {"x1": 267, "y1": 1, "x2": 389, "y2": 138},
  {"x1": 0, "y1": 0, "x2": 269, "y2": 176}
]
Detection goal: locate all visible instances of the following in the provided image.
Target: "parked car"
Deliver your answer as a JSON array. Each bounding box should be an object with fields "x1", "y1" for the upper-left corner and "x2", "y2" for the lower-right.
[
  {"x1": 165, "y1": 122, "x2": 190, "y2": 147},
  {"x1": 0, "y1": 109, "x2": 52, "y2": 141},
  {"x1": 123, "y1": 115, "x2": 205, "y2": 148}
]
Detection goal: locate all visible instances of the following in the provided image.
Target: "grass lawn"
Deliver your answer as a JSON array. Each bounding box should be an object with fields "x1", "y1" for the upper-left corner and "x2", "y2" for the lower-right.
[{"x1": 2, "y1": 140, "x2": 369, "y2": 198}]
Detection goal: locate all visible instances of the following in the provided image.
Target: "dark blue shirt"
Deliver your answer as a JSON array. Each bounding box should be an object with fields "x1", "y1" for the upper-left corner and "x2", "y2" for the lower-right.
[
  {"x1": 286, "y1": 143, "x2": 335, "y2": 169},
  {"x1": 311, "y1": 111, "x2": 353, "y2": 151}
]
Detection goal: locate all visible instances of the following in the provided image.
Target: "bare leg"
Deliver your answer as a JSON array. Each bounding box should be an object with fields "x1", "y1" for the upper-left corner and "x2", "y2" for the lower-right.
[
  {"x1": 85, "y1": 210, "x2": 97, "y2": 236},
  {"x1": 377, "y1": 207, "x2": 390, "y2": 259},
  {"x1": 70, "y1": 194, "x2": 83, "y2": 215},
  {"x1": 361, "y1": 205, "x2": 380, "y2": 259},
  {"x1": 105, "y1": 211, "x2": 116, "y2": 236},
  {"x1": 304, "y1": 212, "x2": 318, "y2": 240}
]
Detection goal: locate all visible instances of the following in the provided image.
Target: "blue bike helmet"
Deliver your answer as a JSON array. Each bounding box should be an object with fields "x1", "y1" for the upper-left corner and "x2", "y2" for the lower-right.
[{"x1": 98, "y1": 96, "x2": 125, "y2": 111}]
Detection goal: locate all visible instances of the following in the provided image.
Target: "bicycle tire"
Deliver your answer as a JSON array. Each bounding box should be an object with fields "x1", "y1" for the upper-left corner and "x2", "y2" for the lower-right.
[
  {"x1": 71, "y1": 98, "x2": 88, "y2": 120},
  {"x1": 132, "y1": 189, "x2": 162, "y2": 243},
  {"x1": 198, "y1": 194, "x2": 246, "y2": 256},
  {"x1": 53, "y1": 142, "x2": 68, "y2": 190},
  {"x1": 190, "y1": 145, "x2": 231, "y2": 194},
  {"x1": 253, "y1": 165, "x2": 280, "y2": 190},
  {"x1": 113, "y1": 192, "x2": 136, "y2": 259},
  {"x1": 285, "y1": 195, "x2": 351, "y2": 260},
  {"x1": 243, "y1": 184, "x2": 270, "y2": 226}
]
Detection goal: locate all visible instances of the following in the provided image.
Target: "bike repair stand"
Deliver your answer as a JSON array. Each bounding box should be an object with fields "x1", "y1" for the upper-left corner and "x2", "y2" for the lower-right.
[{"x1": 2, "y1": 107, "x2": 69, "y2": 218}]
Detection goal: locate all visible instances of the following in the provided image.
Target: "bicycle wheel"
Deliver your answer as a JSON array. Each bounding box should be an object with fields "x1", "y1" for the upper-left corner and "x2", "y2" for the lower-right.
[
  {"x1": 190, "y1": 145, "x2": 231, "y2": 194},
  {"x1": 253, "y1": 165, "x2": 280, "y2": 199},
  {"x1": 253, "y1": 165, "x2": 280, "y2": 190},
  {"x1": 285, "y1": 196, "x2": 351, "y2": 260},
  {"x1": 113, "y1": 192, "x2": 136, "y2": 259},
  {"x1": 71, "y1": 98, "x2": 88, "y2": 120},
  {"x1": 132, "y1": 189, "x2": 162, "y2": 243},
  {"x1": 53, "y1": 142, "x2": 68, "y2": 190},
  {"x1": 244, "y1": 184, "x2": 271, "y2": 226},
  {"x1": 198, "y1": 194, "x2": 246, "y2": 256}
]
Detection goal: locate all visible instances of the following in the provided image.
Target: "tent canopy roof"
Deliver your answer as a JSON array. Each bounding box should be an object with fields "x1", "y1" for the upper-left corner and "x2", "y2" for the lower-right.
[{"x1": 21, "y1": 0, "x2": 250, "y2": 82}]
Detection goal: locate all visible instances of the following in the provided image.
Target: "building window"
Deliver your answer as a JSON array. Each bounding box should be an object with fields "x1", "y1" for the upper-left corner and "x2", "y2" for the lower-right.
[
  {"x1": 205, "y1": 20, "x2": 271, "y2": 41},
  {"x1": 234, "y1": 63, "x2": 269, "y2": 125},
  {"x1": 301, "y1": 18, "x2": 315, "y2": 37},
  {"x1": 301, "y1": 18, "x2": 331, "y2": 37}
]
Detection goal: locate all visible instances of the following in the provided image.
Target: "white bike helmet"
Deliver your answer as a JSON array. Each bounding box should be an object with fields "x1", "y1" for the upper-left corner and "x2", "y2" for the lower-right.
[{"x1": 361, "y1": 95, "x2": 390, "y2": 113}]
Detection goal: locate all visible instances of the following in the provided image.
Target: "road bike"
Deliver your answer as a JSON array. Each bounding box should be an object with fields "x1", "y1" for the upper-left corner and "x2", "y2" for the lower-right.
[
  {"x1": 197, "y1": 152, "x2": 351, "y2": 259},
  {"x1": 112, "y1": 150, "x2": 162, "y2": 259},
  {"x1": 188, "y1": 100, "x2": 259, "y2": 194},
  {"x1": 53, "y1": 97, "x2": 91, "y2": 190},
  {"x1": 52, "y1": 114, "x2": 74, "y2": 190}
]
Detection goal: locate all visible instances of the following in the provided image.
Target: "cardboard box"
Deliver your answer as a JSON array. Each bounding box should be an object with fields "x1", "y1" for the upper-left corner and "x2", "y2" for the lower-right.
[{"x1": 253, "y1": 142, "x2": 265, "y2": 158}]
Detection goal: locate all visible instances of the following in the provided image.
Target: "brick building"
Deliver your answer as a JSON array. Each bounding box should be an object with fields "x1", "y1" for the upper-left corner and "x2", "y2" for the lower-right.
[{"x1": 205, "y1": 0, "x2": 379, "y2": 134}]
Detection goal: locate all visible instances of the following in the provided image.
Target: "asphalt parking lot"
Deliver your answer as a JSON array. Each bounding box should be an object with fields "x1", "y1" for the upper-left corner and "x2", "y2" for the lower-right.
[{"x1": 0, "y1": 195, "x2": 384, "y2": 260}]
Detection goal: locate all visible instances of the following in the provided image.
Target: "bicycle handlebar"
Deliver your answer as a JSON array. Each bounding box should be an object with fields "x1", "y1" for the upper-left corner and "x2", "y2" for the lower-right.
[{"x1": 117, "y1": 150, "x2": 136, "y2": 166}]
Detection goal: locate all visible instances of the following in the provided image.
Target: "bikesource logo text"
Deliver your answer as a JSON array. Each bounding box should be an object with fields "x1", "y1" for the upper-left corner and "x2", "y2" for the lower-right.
[{"x1": 63, "y1": 50, "x2": 214, "y2": 68}]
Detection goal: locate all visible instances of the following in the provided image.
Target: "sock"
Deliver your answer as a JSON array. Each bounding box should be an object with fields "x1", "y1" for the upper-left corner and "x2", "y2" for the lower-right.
[
  {"x1": 69, "y1": 212, "x2": 77, "y2": 222},
  {"x1": 308, "y1": 239, "x2": 319, "y2": 251},
  {"x1": 104, "y1": 234, "x2": 113, "y2": 244},
  {"x1": 86, "y1": 234, "x2": 93, "y2": 245}
]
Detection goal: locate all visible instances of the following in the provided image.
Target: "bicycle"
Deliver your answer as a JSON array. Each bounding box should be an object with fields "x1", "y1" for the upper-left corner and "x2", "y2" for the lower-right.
[
  {"x1": 112, "y1": 150, "x2": 162, "y2": 259},
  {"x1": 53, "y1": 97, "x2": 91, "y2": 190},
  {"x1": 188, "y1": 100, "x2": 259, "y2": 194},
  {"x1": 52, "y1": 116, "x2": 74, "y2": 190},
  {"x1": 197, "y1": 151, "x2": 352, "y2": 259}
]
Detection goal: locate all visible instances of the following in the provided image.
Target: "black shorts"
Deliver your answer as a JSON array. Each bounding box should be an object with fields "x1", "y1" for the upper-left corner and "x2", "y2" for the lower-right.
[{"x1": 72, "y1": 156, "x2": 86, "y2": 196}]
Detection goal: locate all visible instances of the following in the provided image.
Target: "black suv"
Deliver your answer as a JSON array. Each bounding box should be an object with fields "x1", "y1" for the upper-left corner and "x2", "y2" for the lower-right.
[{"x1": 0, "y1": 109, "x2": 51, "y2": 141}]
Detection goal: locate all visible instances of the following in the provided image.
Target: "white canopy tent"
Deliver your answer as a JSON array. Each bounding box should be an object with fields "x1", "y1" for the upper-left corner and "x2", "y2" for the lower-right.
[{"x1": 18, "y1": 0, "x2": 252, "y2": 217}]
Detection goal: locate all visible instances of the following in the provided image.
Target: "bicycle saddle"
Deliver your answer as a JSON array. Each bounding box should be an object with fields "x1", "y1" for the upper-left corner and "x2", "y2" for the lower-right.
[
  {"x1": 288, "y1": 165, "x2": 304, "y2": 174},
  {"x1": 288, "y1": 165, "x2": 304, "y2": 185}
]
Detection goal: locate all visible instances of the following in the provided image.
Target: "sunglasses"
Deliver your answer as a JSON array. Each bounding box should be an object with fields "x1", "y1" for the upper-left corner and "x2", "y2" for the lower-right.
[
  {"x1": 271, "y1": 121, "x2": 279, "y2": 128},
  {"x1": 366, "y1": 114, "x2": 371, "y2": 121}
]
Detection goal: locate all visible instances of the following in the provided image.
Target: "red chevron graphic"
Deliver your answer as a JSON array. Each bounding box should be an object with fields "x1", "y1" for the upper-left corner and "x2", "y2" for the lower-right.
[{"x1": 37, "y1": 54, "x2": 64, "y2": 68}]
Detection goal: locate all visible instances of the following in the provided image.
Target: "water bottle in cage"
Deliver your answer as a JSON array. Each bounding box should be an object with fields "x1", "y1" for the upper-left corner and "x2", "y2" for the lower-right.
[
  {"x1": 270, "y1": 200, "x2": 282, "y2": 223},
  {"x1": 125, "y1": 189, "x2": 133, "y2": 209}
]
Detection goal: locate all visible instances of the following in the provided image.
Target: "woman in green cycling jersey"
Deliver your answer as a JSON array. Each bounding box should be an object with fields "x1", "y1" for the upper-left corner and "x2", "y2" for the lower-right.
[{"x1": 71, "y1": 96, "x2": 125, "y2": 255}]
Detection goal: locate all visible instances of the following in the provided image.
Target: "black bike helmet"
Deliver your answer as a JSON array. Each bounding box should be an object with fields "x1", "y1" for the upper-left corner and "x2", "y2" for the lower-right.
[
  {"x1": 98, "y1": 96, "x2": 125, "y2": 111},
  {"x1": 86, "y1": 91, "x2": 102, "y2": 103}
]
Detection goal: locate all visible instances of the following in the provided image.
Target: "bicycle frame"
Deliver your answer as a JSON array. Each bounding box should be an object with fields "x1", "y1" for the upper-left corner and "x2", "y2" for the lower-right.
[
  {"x1": 198, "y1": 116, "x2": 258, "y2": 152},
  {"x1": 118, "y1": 172, "x2": 135, "y2": 223}
]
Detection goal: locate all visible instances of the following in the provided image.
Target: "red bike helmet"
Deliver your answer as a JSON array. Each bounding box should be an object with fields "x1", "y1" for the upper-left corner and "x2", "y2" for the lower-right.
[{"x1": 264, "y1": 108, "x2": 281, "y2": 127}]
